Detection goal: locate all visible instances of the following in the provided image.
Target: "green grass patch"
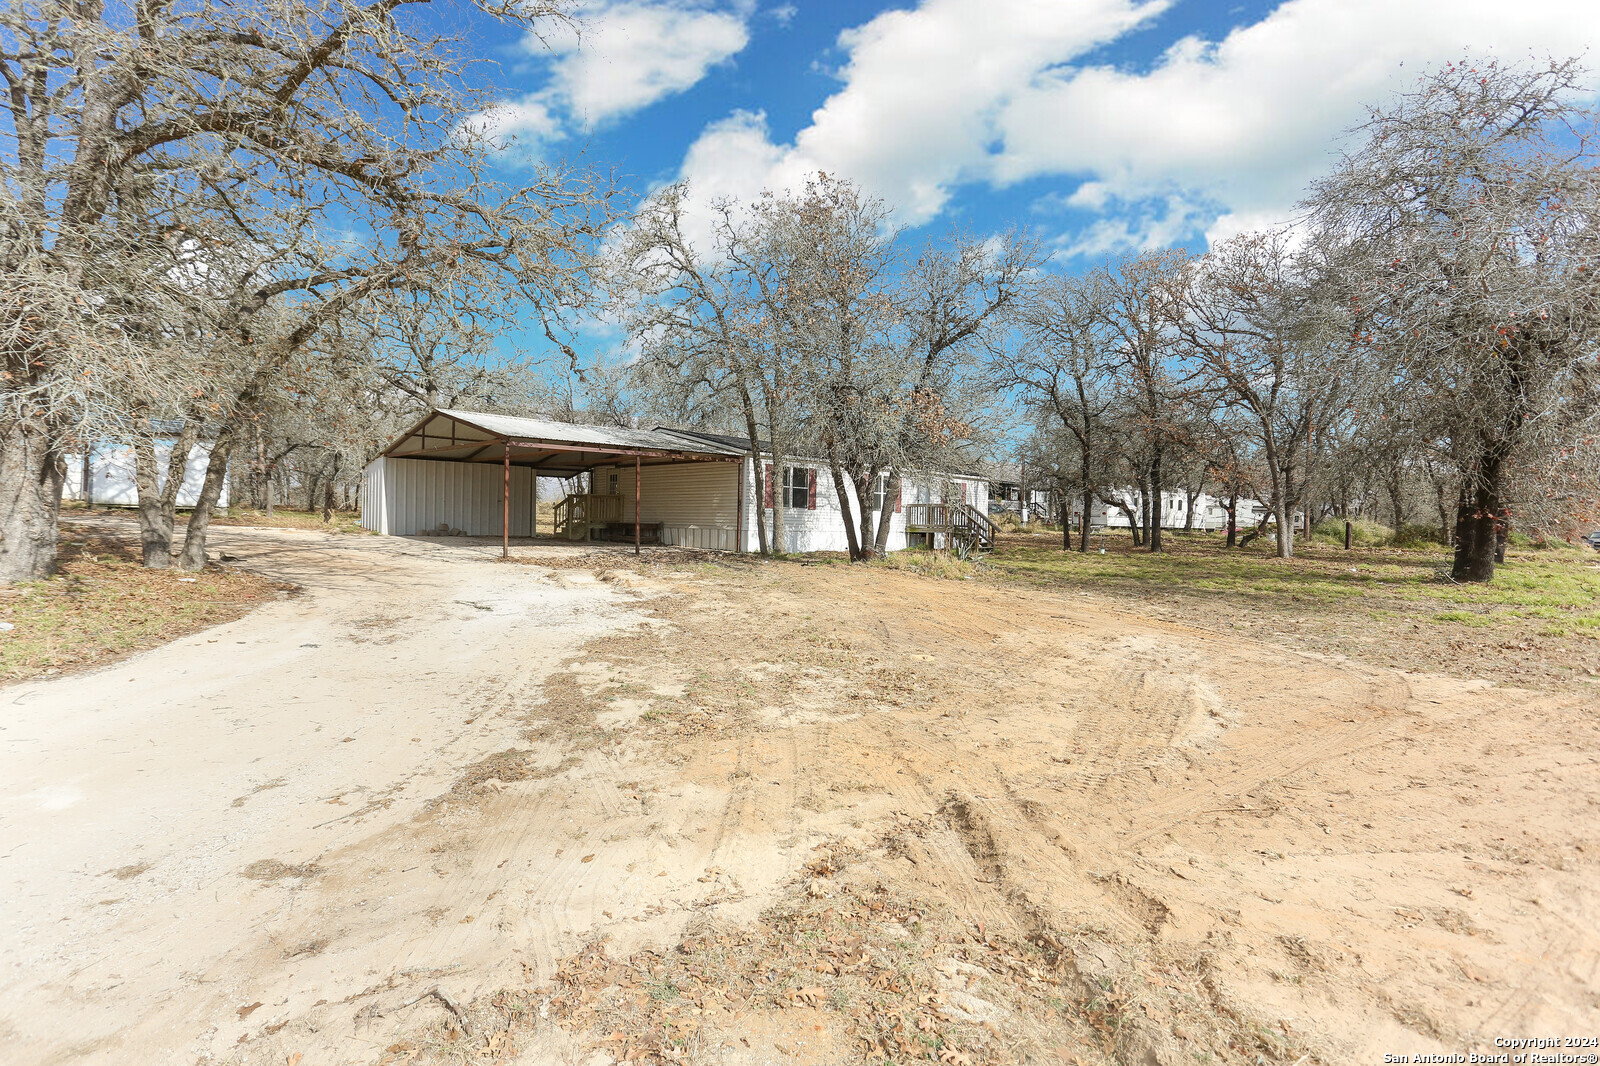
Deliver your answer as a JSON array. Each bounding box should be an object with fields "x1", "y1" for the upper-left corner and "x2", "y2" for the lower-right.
[
  {"x1": 1, "y1": 529, "x2": 282, "y2": 681},
  {"x1": 985, "y1": 531, "x2": 1600, "y2": 641}
]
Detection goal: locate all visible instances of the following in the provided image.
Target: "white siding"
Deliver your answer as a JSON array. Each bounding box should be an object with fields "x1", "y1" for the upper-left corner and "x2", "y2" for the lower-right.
[
  {"x1": 63, "y1": 444, "x2": 229, "y2": 507},
  {"x1": 1071, "y1": 490, "x2": 1248, "y2": 532},
  {"x1": 590, "y1": 460, "x2": 743, "y2": 550},
  {"x1": 363, "y1": 453, "x2": 990, "y2": 555},
  {"x1": 360, "y1": 457, "x2": 534, "y2": 536},
  {"x1": 737, "y1": 462, "x2": 924, "y2": 555}
]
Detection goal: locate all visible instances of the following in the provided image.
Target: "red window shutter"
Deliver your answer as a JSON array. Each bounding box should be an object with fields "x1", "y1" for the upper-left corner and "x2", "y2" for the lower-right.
[
  {"x1": 763, "y1": 463, "x2": 773, "y2": 508},
  {"x1": 807, "y1": 468, "x2": 817, "y2": 509},
  {"x1": 894, "y1": 480, "x2": 902, "y2": 513}
]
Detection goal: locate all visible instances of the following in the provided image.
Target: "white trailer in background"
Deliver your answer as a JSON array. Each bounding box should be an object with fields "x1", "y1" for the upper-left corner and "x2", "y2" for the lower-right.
[{"x1": 63, "y1": 443, "x2": 229, "y2": 508}]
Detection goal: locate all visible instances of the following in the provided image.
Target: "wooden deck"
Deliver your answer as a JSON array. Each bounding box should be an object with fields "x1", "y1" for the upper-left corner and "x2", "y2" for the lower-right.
[
  {"x1": 552, "y1": 493, "x2": 623, "y2": 541},
  {"x1": 903, "y1": 502, "x2": 997, "y2": 551}
]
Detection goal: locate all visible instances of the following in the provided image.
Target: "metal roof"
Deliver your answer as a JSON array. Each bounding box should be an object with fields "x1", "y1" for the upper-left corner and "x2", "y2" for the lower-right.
[
  {"x1": 436, "y1": 409, "x2": 741, "y2": 456},
  {"x1": 653, "y1": 426, "x2": 769, "y2": 453},
  {"x1": 379, "y1": 409, "x2": 745, "y2": 476},
  {"x1": 379, "y1": 409, "x2": 993, "y2": 481}
]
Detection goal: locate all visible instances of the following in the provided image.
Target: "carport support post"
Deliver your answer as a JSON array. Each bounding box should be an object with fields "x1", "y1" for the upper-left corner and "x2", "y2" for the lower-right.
[
  {"x1": 634, "y1": 455, "x2": 641, "y2": 555},
  {"x1": 502, "y1": 443, "x2": 511, "y2": 560}
]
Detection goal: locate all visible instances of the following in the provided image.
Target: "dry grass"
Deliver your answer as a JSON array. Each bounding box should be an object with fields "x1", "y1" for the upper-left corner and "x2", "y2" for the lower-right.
[
  {"x1": 986, "y1": 530, "x2": 1600, "y2": 686},
  {"x1": 378, "y1": 837, "x2": 1298, "y2": 1066},
  {"x1": 0, "y1": 525, "x2": 284, "y2": 682},
  {"x1": 208, "y1": 506, "x2": 367, "y2": 534},
  {"x1": 873, "y1": 548, "x2": 982, "y2": 581}
]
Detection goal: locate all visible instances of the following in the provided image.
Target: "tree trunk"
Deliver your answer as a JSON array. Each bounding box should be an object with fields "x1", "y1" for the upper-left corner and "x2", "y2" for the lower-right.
[
  {"x1": 323, "y1": 454, "x2": 342, "y2": 523},
  {"x1": 179, "y1": 435, "x2": 236, "y2": 571},
  {"x1": 1424, "y1": 458, "x2": 1453, "y2": 546},
  {"x1": 852, "y1": 466, "x2": 878, "y2": 561},
  {"x1": 1452, "y1": 443, "x2": 1507, "y2": 582},
  {"x1": 0, "y1": 417, "x2": 66, "y2": 582},
  {"x1": 1078, "y1": 488, "x2": 1093, "y2": 552},
  {"x1": 1148, "y1": 451, "x2": 1165, "y2": 553},
  {"x1": 769, "y1": 451, "x2": 788, "y2": 556},
  {"x1": 1273, "y1": 492, "x2": 1294, "y2": 559},
  {"x1": 159, "y1": 424, "x2": 200, "y2": 547},
  {"x1": 133, "y1": 434, "x2": 170, "y2": 569},
  {"x1": 1116, "y1": 497, "x2": 1142, "y2": 546},
  {"x1": 1238, "y1": 509, "x2": 1274, "y2": 548},
  {"x1": 872, "y1": 470, "x2": 897, "y2": 557},
  {"x1": 1138, "y1": 480, "x2": 1152, "y2": 549},
  {"x1": 1225, "y1": 495, "x2": 1238, "y2": 548},
  {"x1": 824, "y1": 449, "x2": 861, "y2": 560}
]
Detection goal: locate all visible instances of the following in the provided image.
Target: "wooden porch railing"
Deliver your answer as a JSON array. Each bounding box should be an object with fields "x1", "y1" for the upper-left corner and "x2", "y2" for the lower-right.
[
  {"x1": 904, "y1": 501, "x2": 995, "y2": 551},
  {"x1": 553, "y1": 493, "x2": 624, "y2": 541}
]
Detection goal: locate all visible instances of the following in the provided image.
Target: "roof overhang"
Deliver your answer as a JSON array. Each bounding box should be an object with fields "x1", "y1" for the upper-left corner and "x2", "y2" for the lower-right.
[{"x1": 379, "y1": 409, "x2": 743, "y2": 477}]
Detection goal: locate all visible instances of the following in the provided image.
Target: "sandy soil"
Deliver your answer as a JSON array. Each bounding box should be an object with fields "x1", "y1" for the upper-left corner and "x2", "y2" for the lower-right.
[
  {"x1": 0, "y1": 524, "x2": 645, "y2": 1064},
  {"x1": 3, "y1": 530, "x2": 1597, "y2": 1065}
]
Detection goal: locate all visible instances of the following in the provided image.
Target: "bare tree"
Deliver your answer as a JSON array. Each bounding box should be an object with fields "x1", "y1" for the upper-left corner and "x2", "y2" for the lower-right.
[
  {"x1": 1178, "y1": 230, "x2": 1362, "y2": 557},
  {"x1": 612, "y1": 184, "x2": 788, "y2": 555},
  {"x1": 1091, "y1": 251, "x2": 1193, "y2": 553},
  {"x1": 1307, "y1": 57, "x2": 1600, "y2": 581},
  {"x1": 1, "y1": 0, "x2": 607, "y2": 579},
  {"x1": 1004, "y1": 271, "x2": 1116, "y2": 552}
]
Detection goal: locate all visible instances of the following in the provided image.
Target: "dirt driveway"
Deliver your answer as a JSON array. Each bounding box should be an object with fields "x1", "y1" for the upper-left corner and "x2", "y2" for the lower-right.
[
  {"x1": 3, "y1": 532, "x2": 1598, "y2": 1066},
  {"x1": 0, "y1": 525, "x2": 648, "y2": 1065}
]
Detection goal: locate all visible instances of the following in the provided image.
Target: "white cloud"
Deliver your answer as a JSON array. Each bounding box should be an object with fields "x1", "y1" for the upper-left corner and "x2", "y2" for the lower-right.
[
  {"x1": 1056, "y1": 193, "x2": 1213, "y2": 258},
  {"x1": 668, "y1": 0, "x2": 1600, "y2": 254},
  {"x1": 464, "y1": 95, "x2": 565, "y2": 150},
  {"x1": 537, "y1": 1, "x2": 751, "y2": 129},
  {"x1": 674, "y1": 0, "x2": 1167, "y2": 225},
  {"x1": 994, "y1": 0, "x2": 1600, "y2": 237}
]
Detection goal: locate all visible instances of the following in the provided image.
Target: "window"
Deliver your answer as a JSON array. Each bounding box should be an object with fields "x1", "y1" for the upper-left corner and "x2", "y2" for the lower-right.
[
  {"x1": 871, "y1": 473, "x2": 889, "y2": 513},
  {"x1": 784, "y1": 466, "x2": 811, "y2": 508},
  {"x1": 607, "y1": 473, "x2": 619, "y2": 496}
]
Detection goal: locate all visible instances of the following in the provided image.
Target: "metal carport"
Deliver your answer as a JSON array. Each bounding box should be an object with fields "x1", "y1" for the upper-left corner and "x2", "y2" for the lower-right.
[{"x1": 366, "y1": 409, "x2": 745, "y2": 556}]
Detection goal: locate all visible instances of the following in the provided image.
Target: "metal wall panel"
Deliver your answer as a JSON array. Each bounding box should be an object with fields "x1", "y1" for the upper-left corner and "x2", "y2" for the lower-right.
[
  {"x1": 588, "y1": 460, "x2": 740, "y2": 547},
  {"x1": 360, "y1": 457, "x2": 533, "y2": 536}
]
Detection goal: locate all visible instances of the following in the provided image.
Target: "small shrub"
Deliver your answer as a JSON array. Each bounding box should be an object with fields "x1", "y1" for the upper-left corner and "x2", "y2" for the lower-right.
[
  {"x1": 1391, "y1": 524, "x2": 1451, "y2": 550},
  {"x1": 1311, "y1": 517, "x2": 1394, "y2": 547},
  {"x1": 875, "y1": 549, "x2": 978, "y2": 580}
]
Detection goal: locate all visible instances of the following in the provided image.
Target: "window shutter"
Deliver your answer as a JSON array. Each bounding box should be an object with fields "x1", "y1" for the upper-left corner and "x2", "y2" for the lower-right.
[
  {"x1": 763, "y1": 463, "x2": 773, "y2": 508},
  {"x1": 807, "y1": 467, "x2": 818, "y2": 509},
  {"x1": 894, "y1": 480, "x2": 901, "y2": 513}
]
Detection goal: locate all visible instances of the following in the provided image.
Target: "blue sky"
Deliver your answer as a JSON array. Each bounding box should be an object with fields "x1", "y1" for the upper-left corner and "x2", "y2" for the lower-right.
[{"x1": 453, "y1": 0, "x2": 1600, "y2": 368}]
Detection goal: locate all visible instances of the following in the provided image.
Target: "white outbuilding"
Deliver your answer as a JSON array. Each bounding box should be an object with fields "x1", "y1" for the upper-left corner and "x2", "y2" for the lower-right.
[
  {"x1": 64, "y1": 442, "x2": 230, "y2": 508},
  {"x1": 361, "y1": 409, "x2": 994, "y2": 554}
]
